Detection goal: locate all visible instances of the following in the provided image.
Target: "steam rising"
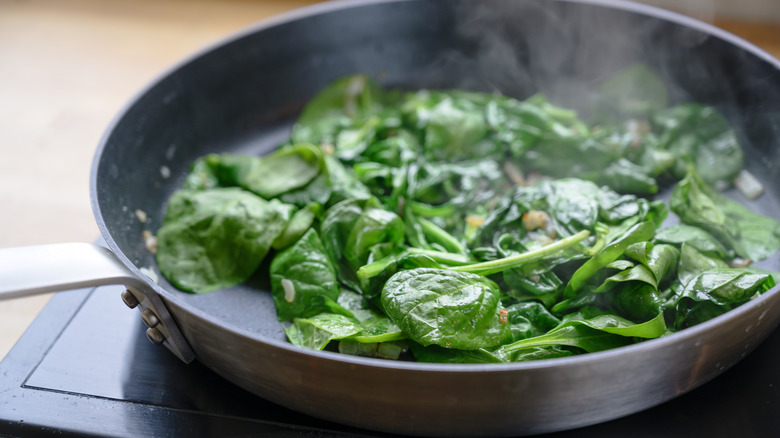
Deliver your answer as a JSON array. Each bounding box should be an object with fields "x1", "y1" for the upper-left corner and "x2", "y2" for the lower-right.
[{"x1": 419, "y1": 0, "x2": 723, "y2": 112}]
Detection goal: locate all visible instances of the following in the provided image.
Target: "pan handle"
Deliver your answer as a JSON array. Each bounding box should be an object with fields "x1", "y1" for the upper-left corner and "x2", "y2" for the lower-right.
[
  {"x1": 0, "y1": 243, "x2": 195, "y2": 363},
  {"x1": 0, "y1": 243, "x2": 146, "y2": 299}
]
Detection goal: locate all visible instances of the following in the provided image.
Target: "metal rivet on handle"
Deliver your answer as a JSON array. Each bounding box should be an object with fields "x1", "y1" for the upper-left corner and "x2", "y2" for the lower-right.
[
  {"x1": 141, "y1": 308, "x2": 160, "y2": 328},
  {"x1": 146, "y1": 327, "x2": 165, "y2": 345},
  {"x1": 120, "y1": 289, "x2": 140, "y2": 308}
]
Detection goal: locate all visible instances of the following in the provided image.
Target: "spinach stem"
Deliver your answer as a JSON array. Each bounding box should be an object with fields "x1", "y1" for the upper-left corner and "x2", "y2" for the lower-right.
[
  {"x1": 357, "y1": 248, "x2": 473, "y2": 281},
  {"x1": 410, "y1": 201, "x2": 457, "y2": 218},
  {"x1": 406, "y1": 248, "x2": 473, "y2": 265},
  {"x1": 357, "y1": 260, "x2": 389, "y2": 281},
  {"x1": 451, "y1": 230, "x2": 591, "y2": 276},
  {"x1": 419, "y1": 218, "x2": 467, "y2": 253}
]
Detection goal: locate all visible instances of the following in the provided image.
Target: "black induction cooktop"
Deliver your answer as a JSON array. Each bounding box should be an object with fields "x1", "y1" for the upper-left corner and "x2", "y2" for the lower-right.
[{"x1": 1, "y1": 283, "x2": 780, "y2": 438}]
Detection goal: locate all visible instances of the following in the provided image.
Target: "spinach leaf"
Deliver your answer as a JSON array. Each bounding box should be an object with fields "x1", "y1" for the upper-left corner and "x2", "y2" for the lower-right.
[
  {"x1": 276, "y1": 153, "x2": 373, "y2": 209},
  {"x1": 277, "y1": 172, "x2": 332, "y2": 207},
  {"x1": 345, "y1": 320, "x2": 406, "y2": 344},
  {"x1": 344, "y1": 207, "x2": 406, "y2": 269},
  {"x1": 503, "y1": 179, "x2": 660, "y2": 240},
  {"x1": 515, "y1": 98, "x2": 661, "y2": 195},
  {"x1": 238, "y1": 144, "x2": 325, "y2": 198},
  {"x1": 381, "y1": 268, "x2": 511, "y2": 350},
  {"x1": 577, "y1": 242, "x2": 677, "y2": 321},
  {"x1": 501, "y1": 312, "x2": 667, "y2": 354},
  {"x1": 183, "y1": 154, "x2": 224, "y2": 190},
  {"x1": 655, "y1": 224, "x2": 730, "y2": 258},
  {"x1": 182, "y1": 144, "x2": 325, "y2": 199},
  {"x1": 319, "y1": 197, "x2": 406, "y2": 294},
  {"x1": 668, "y1": 269, "x2": 775, "y2": 330},
  {"x1": 516, "y1": 179, "x2": 604, "y2": 237},
  {"x1": 270, "y1": 229, "x2": 341, "y2": 321},
  {"x1": 676, "y1": 243, "x2": 730, "y2": 288},
  {"x1": 596, "y1": 263, "x2": 657, "y2": 293},
  {"x1": 319, "y1": 198, "x2": 377, "y2": 292},
  {"x1": 624, "y1": 242, "x2": 679, "y2": 288},
  {"x1": 566, "y1": 221, "x2": 656, "y2": 296},
  {"x1": 282, "y1": 286, "x2": 407, "y2": 353},
  {"x1": 284, "y1": 313, "x2": 363, "y2": 350},
  {"x1": 611, "y1": 283, "x2": 674, "y2": 323},
  {"x1": 411, "y1": 159, "x2": 504, "y2": 212},
  {"x1": 502, "y1": 277, "x2": 563, "y2": 308},
  {"x1": 322, "y1": 155, "x2": 373, "y2": 205},
  {"x1": 156, "y1": 188, "x2": 293, "y2": 293},
  {"x1": 670, "y1": 167, "x2": 780, "y2": 261},
  {"x1": 592, "y1": 158, "x2": 659, "y2": 194},
  {"x1": 333, "y1": 116, "x2": 381, "y2": 161},
  {"x1": 708, "y1": 192, "x2": 780, "y2": 262},
  {"x1": 654, "y1": 104, "x2": 743, "y2": 188},
  {"x1": 669, "y1": 168, "x2": 736, "y2": 252},
  {"x1": 419, "y1": 218, "x2": 468, "y2": 254},
  {"x1": 505, "y1": 301, "x2": 562, "y2": 342},
  {"x1": 335, "y1": 289, "x2": 405, "y2": 344},
  {"x1": 361, "y1": 128, "x2": 419, "y2": 167},
  {"x1": 271, "y1": 203, "x2": 319, "y2": 250},
  {"x1": 291, "y1": 74, "x2": 388, "y2": 145},
  {"x1": 522, "y1": 137, "x2": 621, "y2": 189},
  {"x1": 484, "y1": 97, "x2": 551, "y2": 157},
  {"x1": 402, "y1": 90, "x2": 494, "y2": 161}
]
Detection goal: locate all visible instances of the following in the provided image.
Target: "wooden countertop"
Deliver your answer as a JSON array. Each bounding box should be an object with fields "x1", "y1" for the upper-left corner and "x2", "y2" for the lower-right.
[{"x1": 1, "y1": 0, "x2": 779, "y2": 361}]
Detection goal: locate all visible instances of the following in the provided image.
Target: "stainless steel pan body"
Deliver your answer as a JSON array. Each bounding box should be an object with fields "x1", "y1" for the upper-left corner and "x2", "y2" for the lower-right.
[{"x1": 37, "y1": 0, "x2": 780, "y2": 435}]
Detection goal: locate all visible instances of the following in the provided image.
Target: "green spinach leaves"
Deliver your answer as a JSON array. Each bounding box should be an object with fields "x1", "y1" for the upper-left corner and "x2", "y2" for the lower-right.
[{"x1": 155, "y1": 72, "x2": 779, "y2": 364}]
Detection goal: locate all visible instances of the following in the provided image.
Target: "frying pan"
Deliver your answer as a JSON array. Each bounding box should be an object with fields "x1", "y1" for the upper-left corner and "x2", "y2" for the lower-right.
[{"x1": 2, "y1": 0, "x2": 780, "y2": 436}]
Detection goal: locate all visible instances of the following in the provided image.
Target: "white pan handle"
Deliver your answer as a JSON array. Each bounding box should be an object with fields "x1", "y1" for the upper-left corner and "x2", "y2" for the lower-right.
[
  {"x1": 0, "y1": 243, "x2": 195, "y2": 363},
  {"x1": 0, "y1": 243, "x2": 146, "y2": 299}
]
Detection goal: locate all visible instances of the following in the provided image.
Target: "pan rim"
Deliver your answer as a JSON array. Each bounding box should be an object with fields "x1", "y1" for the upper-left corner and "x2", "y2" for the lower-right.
[{"x1": 90, "y1": 0, "x2": 780, "y2": 373}]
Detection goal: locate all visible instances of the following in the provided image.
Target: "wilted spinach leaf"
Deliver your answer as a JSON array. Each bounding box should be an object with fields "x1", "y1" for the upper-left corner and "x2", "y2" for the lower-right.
[
  {"x1": 292, "y1": 74, "x2": 389, "y2": 145},
  {"x1": 676, "y1": 243, "x2": 730, "y2": 288},
  {"x1": 156, "y1": 188, "x2": 293, "y2": 293},
  {"x1": 566, "y1": 221, "x2": 656, "y2": 296},
  {"x1": 381, "y1": 268, "x2": 511, "y2": 350},
  {"x1": 668, "y1": 269, "x2": 775, "y2": 330},
  {"x1": 270, "y1": 229, "x2": 342, "y2": 321},
  {"x1": 335, "y1": 289, "x2": 405, "y2": 344},
  {"x1": 285, "y1": 313, "x2": 363, "y2": 350},
  {"x1": 505, "y1": 301, "x2": 562, "y2": 342},
  {"x1": 344, "y1": 207, "x2": 405, "y2": 269},
  {"x1": 670, "y1": 167, "x2": 780, "y2": 261},
  {"x1": 402, "y1": 90, "x2": 494, "y2": 161},
  {"x1": 501, "y1": 312, "x2": 667, "y2": 354},
  {"x1": 654, "y1": 104, "x2": 743, "y2": 188},
  {"x1": 271, "y1": 203, "x2": 319, "y2": 250},
  {"x1": 655, "y1": 224, "x2": 730, "y2": 258},
  {"x1": 319, "y1": 198, "x2": 377, "y2": 292},
  {"x1": 183, "y1": 144, "x2": 325, "y2": 199}
]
